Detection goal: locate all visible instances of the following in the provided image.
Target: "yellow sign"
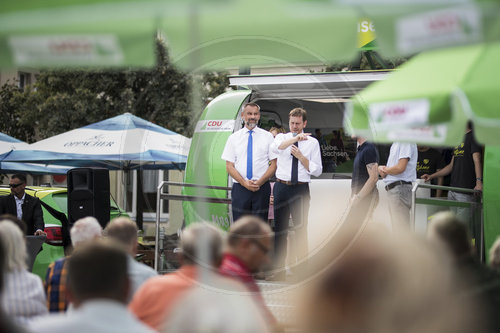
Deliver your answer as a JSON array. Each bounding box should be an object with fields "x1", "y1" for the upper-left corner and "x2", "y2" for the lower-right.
[{"x1": 358, "y1": 19, "x2": 376, "y2": 49}]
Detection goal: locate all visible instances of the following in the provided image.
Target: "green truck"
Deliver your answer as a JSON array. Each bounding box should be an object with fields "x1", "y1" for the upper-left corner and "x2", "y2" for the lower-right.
[{"x1": 182, "y1": 70, "x2": 497, "y2": 260}]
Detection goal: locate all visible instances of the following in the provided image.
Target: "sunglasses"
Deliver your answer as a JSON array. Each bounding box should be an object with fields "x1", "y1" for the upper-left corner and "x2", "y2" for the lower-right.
[{"x1": 9, "y1": 183, "x2": 24, "y2": 188}]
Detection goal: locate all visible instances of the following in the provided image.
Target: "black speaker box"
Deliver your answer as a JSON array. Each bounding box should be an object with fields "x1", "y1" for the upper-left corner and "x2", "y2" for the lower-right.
[{"x1": 67, "y1": 168, "x2": 110, "y2": 229}]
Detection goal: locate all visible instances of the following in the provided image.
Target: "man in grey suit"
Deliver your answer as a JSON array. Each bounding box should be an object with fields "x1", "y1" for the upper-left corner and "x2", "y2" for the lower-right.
[{"x1": 0, "y1": 174, "x2": 44, "y2": 235}]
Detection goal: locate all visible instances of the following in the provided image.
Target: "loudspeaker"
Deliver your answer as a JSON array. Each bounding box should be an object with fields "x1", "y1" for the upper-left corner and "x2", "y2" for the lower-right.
[{"x1": 67, "y1": 168, "x2": 110, "y2": 229}]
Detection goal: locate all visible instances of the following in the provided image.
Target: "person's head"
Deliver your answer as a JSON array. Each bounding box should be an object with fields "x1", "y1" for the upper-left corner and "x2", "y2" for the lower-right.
[
  {"x1": 9, "y1": 174, "x2": 27, "y2": 199},
  {"x1": 299, "y1": 227, "x2": 478, "y2": 333},
  {"x1": 427, "y1": 211, "x2": 472, "y2": 259},
  {"x1": 104, "y1": 217, "x2": 138, "y2": 256},
  {"x1": 269, "y1": 126, "x2": 285, "y2": 138},
  {"x1": 70, "y1": 217, "x2": 103, "y2": 248},
  {"x1": 466, "y1": 120, "x2": 473, "y2": 132},
  {"x1": 226, "y1": 216, "x2": 273, "y2": 273},
  {"x1": 0, "y1": 220, "x2": 27, "y2": 271},
  {"x1": 351, "y1": 134, "x2": 366, "y2": 145},
  {"x1": 179, "y1": 222, "x2": 224, "y2": 268},
  {"x1": 289, "y1": 108, "x2": 307, "y2": 134},
  {"x1": 0, "y1": 214, "x2": 27, "y2": 235},
  {"x1": 417, "y1": 145, "x2": 430, "y2": 152},
  {"x1": 489, "y1": 237, "x2": 500, "y2": 270},
  {"x1": 242, "y1": 102, "x2": 260, "y2": 130},
  {"x1": 67, "y1": 239, "x2": 129, "y2": 307}
]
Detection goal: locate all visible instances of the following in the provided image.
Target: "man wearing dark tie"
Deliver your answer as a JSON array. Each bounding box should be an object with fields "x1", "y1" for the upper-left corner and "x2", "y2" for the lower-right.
[
  {"x1": 271, "y1": 108, "x2": 322, "y2": 279},
  {"x1": 222, "y1": 103, "x2": 277, "y2": 222},
  {"x1": 0, "y1": 174, "x2": 45, "y2": 235}
]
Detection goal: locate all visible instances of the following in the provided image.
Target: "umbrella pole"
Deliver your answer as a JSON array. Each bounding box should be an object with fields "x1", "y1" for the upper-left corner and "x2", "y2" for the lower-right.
[{"x1": 136, "y1": 169, "x2": 144, "y2": 230}]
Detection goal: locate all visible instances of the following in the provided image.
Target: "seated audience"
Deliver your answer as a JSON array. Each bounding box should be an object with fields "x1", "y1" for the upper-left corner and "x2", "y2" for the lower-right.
[
  {"x1": 129, "y1": 222, "x2": 224, "y2": 331},
  {"x1": 0, "y1": 220, "x2": 48, "y2": 326},
  {"x1": 45, "y1": 216, "x2": 102, "y2": 313},
  {"x1": 104, "y1": 217, "x2": 157, "y2": 302},
  {"x1": 30, "y1": 240, "x2": 155, "y2": 333},
  {"x1": 219, "y1": 216, "x2": 276, "y2": 326},
  {"x1": 299, "y1": 225, "x2": 480, "y2": 333},
  {"x1": 428, "y1": 211, "x2": 500, "y2": 333}
]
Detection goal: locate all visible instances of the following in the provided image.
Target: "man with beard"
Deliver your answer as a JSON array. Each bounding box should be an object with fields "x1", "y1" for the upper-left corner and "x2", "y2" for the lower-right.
[{"x1": 222, "y1": 103, "x2": 277, "y2": 222}]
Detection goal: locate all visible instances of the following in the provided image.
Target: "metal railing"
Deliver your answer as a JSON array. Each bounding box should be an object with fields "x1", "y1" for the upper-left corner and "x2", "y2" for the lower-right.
[
  {"x1": 154, "y1": 181, "x2": 232, "y2": 271},
  {"x1": 410, "y1": 183, "x2": 483, "y2": 259}
]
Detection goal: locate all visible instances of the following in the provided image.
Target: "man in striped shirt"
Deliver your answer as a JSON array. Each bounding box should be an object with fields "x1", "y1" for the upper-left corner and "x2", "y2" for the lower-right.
[{"x1": 45, "y1": 217, "x2": 102, "y2": 312}]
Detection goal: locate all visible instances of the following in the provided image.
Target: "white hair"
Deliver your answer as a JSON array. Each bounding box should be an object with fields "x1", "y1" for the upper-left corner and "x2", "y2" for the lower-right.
[
  {"x1": 0, "y1": 220, "x2": 27, "y2": 271},
  {"x1": 70, "y1": 217, "x2": 103, "y2": 247}
]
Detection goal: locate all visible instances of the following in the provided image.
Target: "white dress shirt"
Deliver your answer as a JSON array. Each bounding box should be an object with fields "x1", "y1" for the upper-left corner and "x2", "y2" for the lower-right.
[
  {"x1": 221, "y1": 126, "x2": 277, "y2": 183},
  {"x1": 14, "y1": 193, "x2": 25, "y2": 220},
  {"x1": 384, "y1": 142, "x2": 418, "y2": 183},
  {"x1": 29, "y1": 300, "x2": 155, "y2": 333},
  {"x1": 271, "y1": 132, "x2": 322, "y2": 182}
]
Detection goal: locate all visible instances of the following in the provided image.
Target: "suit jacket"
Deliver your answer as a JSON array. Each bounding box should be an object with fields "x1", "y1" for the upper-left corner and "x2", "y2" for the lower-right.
[{"x1": 0, "y1": 193, "x2": 44, "y2": 235}]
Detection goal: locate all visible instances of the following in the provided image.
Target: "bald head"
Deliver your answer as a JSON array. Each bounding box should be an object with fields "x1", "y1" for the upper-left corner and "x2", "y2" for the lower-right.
[
  {"x1": 227, "y1": 216, "x2": 273, "y2": 273},
  {"x1": 227, "y1": 216, "x2": 272, "y2": 247}
]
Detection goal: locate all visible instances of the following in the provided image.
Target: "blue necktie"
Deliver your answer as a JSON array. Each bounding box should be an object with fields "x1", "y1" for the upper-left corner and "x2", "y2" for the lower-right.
[
  {"x1": 247, "y1": 130, "x2": 253, "y2": 180},
  {"x1": 291, "y1": 141, "x2": 298, "y2": 185}
]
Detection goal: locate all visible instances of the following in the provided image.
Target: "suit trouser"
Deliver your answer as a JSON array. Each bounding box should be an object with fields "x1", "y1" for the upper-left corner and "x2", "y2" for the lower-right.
[
  {"x1": 273, "y1": 182, "x2": 310, "y2": 271},
  {"x1": 231, "y1": 182, "x2": 271, "y2": 223}
]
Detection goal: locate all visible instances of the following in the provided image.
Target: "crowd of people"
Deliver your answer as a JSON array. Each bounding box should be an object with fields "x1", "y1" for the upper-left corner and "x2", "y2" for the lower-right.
[
  {"x1": 0, "y1": 210, "x2": 500, "y2": 332},
  {"x1": 0, "y1": 103, "x2": 494, "y2": 332}
]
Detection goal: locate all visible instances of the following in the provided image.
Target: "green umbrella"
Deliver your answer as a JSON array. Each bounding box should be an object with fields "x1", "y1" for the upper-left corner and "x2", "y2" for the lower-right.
[
  {"x1": 160, "y1": 0, "x2": 362, "y2": 70},
  {"x1": 359, "y1": 0, "x2": 500, "y2": 58},
  {"x1": 0, "y1": 0, "x2": 173, "y2": 68},
  {"x1": 5, "y1": 0, "x2": 499, "y2": 70},
  {"x1": 345, "y1": 41, "x2": 500, "y2": 146},
  {"x1": 0, "y1": 0, "x2": 363, "y2": 69}
]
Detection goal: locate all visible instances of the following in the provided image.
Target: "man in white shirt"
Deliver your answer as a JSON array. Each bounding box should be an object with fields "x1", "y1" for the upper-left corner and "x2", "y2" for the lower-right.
[
  {"x1": 222, "y1": 103, "x2": 277, "y2": 222},
  {"x1": 270, "y1": 108, "x2": 322, "y2": 279},
  {"x1": 378, "y1": 142, "x2": 418, "y2": 230}
]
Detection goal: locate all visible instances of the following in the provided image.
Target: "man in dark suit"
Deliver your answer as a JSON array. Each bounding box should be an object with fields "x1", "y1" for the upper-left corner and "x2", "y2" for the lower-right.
[{"x1": 0, "y1": 174, "x2": 45, "y2": 235}]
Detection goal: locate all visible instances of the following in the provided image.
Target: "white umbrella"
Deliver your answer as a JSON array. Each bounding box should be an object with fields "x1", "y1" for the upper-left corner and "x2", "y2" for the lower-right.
[
  {"x1": 3, "y1": 113, "x2": 191, "y2": 170},
  {"x1": 0, "y1": 132, "x2": 69, "y2": 174}
]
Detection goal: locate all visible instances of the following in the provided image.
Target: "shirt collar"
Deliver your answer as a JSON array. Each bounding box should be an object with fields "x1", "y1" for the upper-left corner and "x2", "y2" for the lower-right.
[
  {"x1": 244, "y1": 126, "x2": 258, "y2": 133},
  {"x1": 14, "y1": 193, "x2": 25, "y2": 202},
  {"x1": 222, "y1": 253, "x2": 251, "y2": 274}
]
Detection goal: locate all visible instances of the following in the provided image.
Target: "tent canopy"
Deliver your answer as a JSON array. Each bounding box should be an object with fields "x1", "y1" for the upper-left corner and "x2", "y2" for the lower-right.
[
  {"x1": 0, "y1": 132, "x2": 70, "y2": 174},
  {"x1": 3, "y1": 113, "x2": 191, "y2": 170}
]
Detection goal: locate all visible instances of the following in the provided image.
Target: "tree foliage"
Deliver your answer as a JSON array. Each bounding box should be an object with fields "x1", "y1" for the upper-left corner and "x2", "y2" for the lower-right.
[
  {"x1": 1, "y1": 39, "x2": 197, "y2": 141},
  {"x1": 0, "y1": 83, "x2": 36, "y2": 142}
]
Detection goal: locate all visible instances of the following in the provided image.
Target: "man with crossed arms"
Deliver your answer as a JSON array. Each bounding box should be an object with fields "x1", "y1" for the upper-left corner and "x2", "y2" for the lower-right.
[
  {"x1": 222, "y1": 102, "x2": 277, "y2": 222},
  {"x1": 271, "y1": 108, "x2": 322, "y2": 279}
]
